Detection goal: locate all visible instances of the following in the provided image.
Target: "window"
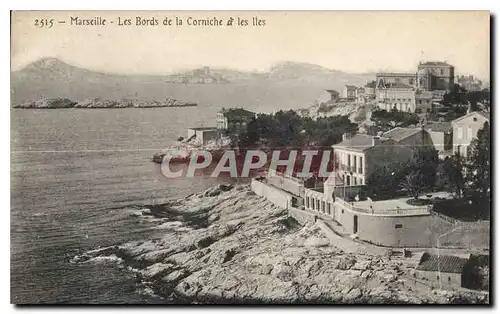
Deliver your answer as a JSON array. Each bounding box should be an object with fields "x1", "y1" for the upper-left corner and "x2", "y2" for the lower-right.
[
  {"x1": 448, "y1": 277, "x2": 451, "y2": 282},
  {"x1": 354, "y1": 177, "x2": 357, "y2": 185},
  {"x1": 359, "y1": 157, "x2": 363, "y2": 174},
  {"x1": 311, "y1": 198, "x2": 315, "y2": 210},
  {"x1": 395, "y1": 224, "x2": 403, "y2": 229},
  {"x1": 353, "y1": 155, "x2": 357, "y2": 172},
  {"x1": 342, "y1": 209, "x2": 344, "y2": 214},
  {"x1": 468, "y1": 127, "x2": 473, "y2": 140},
  {"x1": 327, "y1": 203, "x2": 331, "y2": 215},
  {"x1": 457, "y1": 127, "x2": 463, "y2": 140},
  {"x1": 306, "y1": 197, "x2": 309, "y2": 209},
  {"x1": 322, "y1": 201, "x2": 326, "y2": 213},
  {"x1": 316, "y1": 200, "x2": 320, "y2": 211}
]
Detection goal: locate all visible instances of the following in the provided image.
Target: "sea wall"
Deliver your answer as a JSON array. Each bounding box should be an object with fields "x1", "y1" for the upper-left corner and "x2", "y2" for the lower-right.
[
  {"x1": 334, "y1": 203, "x2": 454, "y2": 248},
  {"x1": 251, "y1": 179, "x2": 292, "y2": 209},
  {"x1": 316, "y1": 219, "x2": 388, "y2": 255}
]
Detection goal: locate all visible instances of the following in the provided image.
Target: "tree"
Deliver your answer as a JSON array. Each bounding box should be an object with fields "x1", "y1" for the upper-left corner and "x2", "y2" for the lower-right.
[
  {"x1": 441, "y1": 154, "x2": 468, "y2": 199},
  {"x1": 399, "y1": 170, "x2": 425, "y2": 200},
  {"x1": 365, "y1": 160, "x2": 411, "y2": 200},
  {"x1": 467, "y1": 122, "x2": 491, "y2": 201},
  {"x1": 370, "y1": 109, "x2": 420, "y2": 133},
  {"x1": 412, "y1": 146, "x2": 439, "y2": 191},
  {"x1": 443, "y1": 83, "x2": 468, "y2": 106}
]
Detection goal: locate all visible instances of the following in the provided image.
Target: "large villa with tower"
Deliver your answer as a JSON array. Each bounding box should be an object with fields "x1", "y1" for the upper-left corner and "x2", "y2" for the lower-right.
[{"x1": 321, "y1": 61, "x2": 456, "y2": 113}]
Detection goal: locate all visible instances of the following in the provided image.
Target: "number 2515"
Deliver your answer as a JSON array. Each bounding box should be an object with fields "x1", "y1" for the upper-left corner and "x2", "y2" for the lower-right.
[{"x1": 34, "y1": 19, "x2": 54, "y2": 28}]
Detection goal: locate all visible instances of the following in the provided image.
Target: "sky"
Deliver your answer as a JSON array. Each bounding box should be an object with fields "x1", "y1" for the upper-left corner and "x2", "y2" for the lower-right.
[{"x1": 11, "y1": 11, "x2": 490, "y2": 80}]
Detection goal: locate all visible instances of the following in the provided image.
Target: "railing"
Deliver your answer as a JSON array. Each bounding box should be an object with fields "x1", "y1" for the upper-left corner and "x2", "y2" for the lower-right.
[
  {"x1": 304, "y1": 187, "x2": 325, "y2": 199},
  {"x1": 266, "y1": 169, "x2": 304, "y2": 183},
  {"x1": 336, "y1": 197, "x2": 432, "y2": 216}
]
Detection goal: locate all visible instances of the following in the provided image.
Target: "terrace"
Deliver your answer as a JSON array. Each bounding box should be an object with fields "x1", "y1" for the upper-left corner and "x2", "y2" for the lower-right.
[{"x1": 336, "y1": 196, "x2": 433, "y2": 217}]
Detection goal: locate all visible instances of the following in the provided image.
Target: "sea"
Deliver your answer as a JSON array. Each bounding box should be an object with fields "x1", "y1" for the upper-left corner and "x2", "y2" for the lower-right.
[{"x1": 10, "y1": 106, "x2": 243, "y2": 304}]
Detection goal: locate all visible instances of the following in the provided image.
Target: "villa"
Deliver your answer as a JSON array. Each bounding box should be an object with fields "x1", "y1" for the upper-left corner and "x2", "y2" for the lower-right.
[
  {"x1": 331, "y1": 133, "x2": 414, "y2": 188},
  {"x1": 451, "y1": 111, "x2": 490, "y2": 158}
]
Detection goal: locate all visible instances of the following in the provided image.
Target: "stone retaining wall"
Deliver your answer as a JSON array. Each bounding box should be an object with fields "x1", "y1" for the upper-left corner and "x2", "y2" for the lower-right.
[
  {"x1": 288, "y1": 207, "x2": 317, "y2": 225},
  {"x1": 316, "y1": 219, "x2": 389, "y2": 256},
  {"x1": 251, "y1": 179, "x2": 293, "y2": 209}
]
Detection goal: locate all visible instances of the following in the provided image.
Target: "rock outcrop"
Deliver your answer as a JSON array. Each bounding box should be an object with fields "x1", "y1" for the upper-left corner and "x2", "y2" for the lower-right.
[
  {"x1": 13, "y1": 97, "x2": 197, "y2": 109},
  {"x1": 74, "y1": 184, "x2": 489, "y2": 304},
  {"x1": 14, "y1": 97, "x2": 77, "y2": 109}
]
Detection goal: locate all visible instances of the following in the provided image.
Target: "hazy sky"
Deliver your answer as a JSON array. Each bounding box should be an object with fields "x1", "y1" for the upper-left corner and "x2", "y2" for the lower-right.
[{"x1": 11, "y1": 11, "x2": 490, "y2": 79}]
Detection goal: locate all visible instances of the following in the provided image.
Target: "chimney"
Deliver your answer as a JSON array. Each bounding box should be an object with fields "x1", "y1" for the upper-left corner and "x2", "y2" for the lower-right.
[
  {"x1": 467, "y1": 102, "x2": 471, "y2": 114},
  {"x1": 372, "y1": 136, "x2": 381, "y2": 146},
  {"x1": 342, "y1": 133, "x2": 349, "y2": 141}
]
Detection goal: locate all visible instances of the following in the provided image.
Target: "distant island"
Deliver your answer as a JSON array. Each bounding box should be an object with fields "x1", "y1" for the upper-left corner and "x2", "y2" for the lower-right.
[
  {"x1": 13, "y1": 97, "x2": 198, "y2": 109},
  {"x1": 10, "y1": 57, "x2": 376, "y2": 109},
  {"x1": 164, "y1": 66, "x2": 230, "y2": 84}
]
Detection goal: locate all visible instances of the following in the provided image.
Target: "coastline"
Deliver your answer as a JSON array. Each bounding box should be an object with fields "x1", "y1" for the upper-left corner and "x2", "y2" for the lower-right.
[
  {"x1": 12, "y1": 97, "x2": 198, "y2": 109},
  {"x1": 73, "y1": 184, "x2": 489, "y2": 304}
]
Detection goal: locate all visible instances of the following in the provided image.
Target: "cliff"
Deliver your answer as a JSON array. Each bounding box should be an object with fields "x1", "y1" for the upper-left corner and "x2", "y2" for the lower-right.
[{"x1": 73, "y1": 185, "x2": 489, "y2": 304}]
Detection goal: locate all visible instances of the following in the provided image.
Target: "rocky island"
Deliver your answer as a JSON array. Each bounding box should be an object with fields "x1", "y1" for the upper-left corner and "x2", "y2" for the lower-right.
[
  {"x1": 73, "y1": 184, "x2": 489, "y2": 304},
  {"x1": 13, "y1": 97, "x2": 197, "y2": 109}
]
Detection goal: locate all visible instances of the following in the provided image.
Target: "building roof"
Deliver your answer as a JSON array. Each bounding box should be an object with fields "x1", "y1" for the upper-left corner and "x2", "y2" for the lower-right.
[
  {"x1": 419, "y1": 61, "x2": 453, "y2": 67},
  {"x1": 424, "y1": 121, "x2": 452, "y2": 133},
  {"x1": 220, "y1": 108, "x2": 255, "y2": 117},
  {"x1": 345, "y1": 84, "x2": 357, "y2": 89},
  {"x1": 416, "y1": 253, "x2": 468, "y2": 273},
  {"x1": 326, "y1": 89, "x2": 339, "y2": 95},
  {"x1": 451, "y1": 111, "x2": 490, "y2": 124},
  {"x1": 332, "y1": 134, "x2": 389, "y2": 152},
  {"x1": 382, "y1": 127, "x2": 422, "y2": 142}
]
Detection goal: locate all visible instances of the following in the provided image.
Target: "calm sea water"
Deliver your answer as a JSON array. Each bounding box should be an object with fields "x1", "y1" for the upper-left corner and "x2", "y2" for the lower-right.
[{"x1": 10, "y1": 107, "x2": 236, "y2": 304}]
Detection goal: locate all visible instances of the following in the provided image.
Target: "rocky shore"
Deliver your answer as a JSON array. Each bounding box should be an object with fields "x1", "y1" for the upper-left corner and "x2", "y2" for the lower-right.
[
  {"x1": 73, "y1": 184, "x2": 489, "y2": 304},
  {"x1": 13, "y1": 97, "x2": 197, "y2": 109}
]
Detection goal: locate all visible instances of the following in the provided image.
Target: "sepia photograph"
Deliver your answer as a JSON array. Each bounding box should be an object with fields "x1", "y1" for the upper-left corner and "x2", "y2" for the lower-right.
[{"x1": 10, "y1": 10, "x2": 491, "y2": 304}]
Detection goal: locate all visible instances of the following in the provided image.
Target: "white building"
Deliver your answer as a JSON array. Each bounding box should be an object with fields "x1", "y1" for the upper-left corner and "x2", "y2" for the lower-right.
[{"x1": 451, "y1": 111, "x2": 490, "y2": 158}]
